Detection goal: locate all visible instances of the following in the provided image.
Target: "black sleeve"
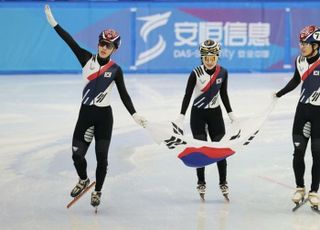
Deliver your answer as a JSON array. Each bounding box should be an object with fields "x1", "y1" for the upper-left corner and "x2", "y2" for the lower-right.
[
  {"x1": 54, "y1": 24, "x2": 92, "y2": 67},
  {"x1": 276, "y1": 67, "x2": 301, "y2": 98},
  {"x1": 115, "y1": 68, "x2": 136, "y2": 115},
  {"x1": 220, "y1": 70, "x2": 232, "y2": 113},
  {"x1": 180, "y1": 71, "x2": 196, "y2": 115}
]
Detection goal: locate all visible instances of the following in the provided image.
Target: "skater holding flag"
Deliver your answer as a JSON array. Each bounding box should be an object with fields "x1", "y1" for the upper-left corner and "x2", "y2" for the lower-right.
[{"x1": 175, "y1": 39, "x2": 237, "y2": 200}]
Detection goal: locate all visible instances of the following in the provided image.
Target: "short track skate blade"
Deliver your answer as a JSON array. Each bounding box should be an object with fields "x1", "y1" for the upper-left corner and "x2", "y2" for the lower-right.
[
  {"x1": 292, "y1": 199, "x2": 307, "y2": 212},
  {"x1": 67, "y1": 181, "x2": 96, "y2": 209},
  {"x1": 94, "y1": 207, "x2": 98, "y2": 214},
  {"x1": 311, "y1": 206, "x2": 320, "y2": 214},
  {"x1": 199, "y1": 193, "x2": 205, "y2": 201},
  {"x1": 223, "y1": 194, "x2": 230, "y2": 202}
]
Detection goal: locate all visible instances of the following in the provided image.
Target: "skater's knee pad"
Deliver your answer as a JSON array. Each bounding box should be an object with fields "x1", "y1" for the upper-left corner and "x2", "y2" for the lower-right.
[
  {"x1": 72, "y1": 140, "x2": 89, "y2": 162},
  {"x1": 293, "y1": 135, "x2": 308, "y2": 152},
  {"x1": 302, "y1": 122, "x2": 311, "y2": 138}
]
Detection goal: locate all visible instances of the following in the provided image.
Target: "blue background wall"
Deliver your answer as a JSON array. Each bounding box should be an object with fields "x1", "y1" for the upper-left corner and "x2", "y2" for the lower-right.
[{"x1": 1, "y1": 1, "x2": 320, "y2": 74}]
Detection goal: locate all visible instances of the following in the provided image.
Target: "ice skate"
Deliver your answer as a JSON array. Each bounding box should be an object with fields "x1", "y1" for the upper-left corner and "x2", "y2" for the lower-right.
[
  {"x1": 219, "y1": 183, "x2": 229, "y2": 202},
  {"x1": 66, "y1": 181, "x2": 96, "y2": 209},
  {"x1": 91, "y1": 191, "x2": 102, "y2": 212},
  {"x1": 292, "y1": 187, "x2": 305, "y2": 204},
  {"x1": 291, "y1": 187, "x2": 307, "y2": 212},
  {"x1": 70, "y1": 178, "x2": 90, "y2": 197},
  {"x1": 196, "y1": 184, "x2": 206, "y2": 201},
  {"x1": 308, "y1": 192, "x2": 319, "y2": 206},
  {"x1": 308, "y1": 192, "x2": 320, "y2": 214}
]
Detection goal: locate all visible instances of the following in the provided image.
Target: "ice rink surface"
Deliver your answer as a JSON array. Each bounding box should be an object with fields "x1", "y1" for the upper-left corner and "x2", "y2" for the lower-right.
[{"x1": 1, "y1": 73, "x2": 319, "y2": 230}]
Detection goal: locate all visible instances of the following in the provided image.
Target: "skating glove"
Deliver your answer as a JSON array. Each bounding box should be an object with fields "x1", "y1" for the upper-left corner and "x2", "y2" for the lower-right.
[
  {"x1": 132, "y1": 113, "x2": 148, "y2": 128},
  {"x1": 44, "y1": 5, "x2": 58, "y2": 27},
  {"x1": 272, "y1": 92, "x2": 280, "y2": 100},
  {"x1": 173, "y1": 114, "x2": 185, "y2": 129},
  {"x1": 227, "y1": 112, "x2": 237, "y2": 123}
]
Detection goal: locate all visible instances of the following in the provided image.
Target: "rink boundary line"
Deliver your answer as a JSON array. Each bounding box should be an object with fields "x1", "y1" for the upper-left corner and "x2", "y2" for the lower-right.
[{"x1": 257, "y1": 175, "x2": 295, "y2": 190}]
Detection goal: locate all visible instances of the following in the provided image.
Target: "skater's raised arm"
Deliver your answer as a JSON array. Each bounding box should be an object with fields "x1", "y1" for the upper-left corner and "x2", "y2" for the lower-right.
[{"x1": 44, "y1": 5, "x2": 92, "y2": 66}]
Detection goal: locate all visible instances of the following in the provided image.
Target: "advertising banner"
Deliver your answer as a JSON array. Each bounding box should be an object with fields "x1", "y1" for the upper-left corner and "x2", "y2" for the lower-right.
[{"x1": 0, "y1": 2, "x2": 319, "y2": 73}]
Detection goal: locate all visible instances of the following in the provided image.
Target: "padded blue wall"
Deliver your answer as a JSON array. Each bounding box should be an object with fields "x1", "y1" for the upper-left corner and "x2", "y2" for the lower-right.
[{"x1": 1, "y1": 1, "x2": 319, "y2": 73}]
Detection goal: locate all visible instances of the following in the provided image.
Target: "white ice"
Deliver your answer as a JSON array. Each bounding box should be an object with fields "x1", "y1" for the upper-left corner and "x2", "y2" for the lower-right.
[{"x1": 0, "y1": 73, "x2": 319, "y2": 230}]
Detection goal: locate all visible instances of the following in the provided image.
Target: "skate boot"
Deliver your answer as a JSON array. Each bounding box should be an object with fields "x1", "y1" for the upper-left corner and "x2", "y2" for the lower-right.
[
  {"x1": 70, "y1": 178, "x2": 90, "y2": 197},
  {"x1": 292, "y1": 187, "x2": 305, "y2": 204},
  {"x1": 308, "y1": 192, "x2": 319, "y2": 206},
  {"x1": 308, "y1": 192, "x2": 320, "y2": 213},
  {"x1": 91, "y1": 191, "x2": 102, "y2": 207},
  {"x1": 196, "y1": 183, "x2": 206, "y2": 200},
  {"x1": 220, "y1": 183, "x2": 229, "y2": 202}
]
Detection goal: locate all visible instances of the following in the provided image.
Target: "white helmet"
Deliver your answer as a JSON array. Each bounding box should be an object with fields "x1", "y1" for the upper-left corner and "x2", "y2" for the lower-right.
[{"x1": 199, "y1": 39, "x2": 221, "y2": 57}]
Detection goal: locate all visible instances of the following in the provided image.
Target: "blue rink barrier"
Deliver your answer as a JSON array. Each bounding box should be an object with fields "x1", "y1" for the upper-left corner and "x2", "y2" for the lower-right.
[{"x1": 1, "y1": 1, "x2": 319, "y2": 74}]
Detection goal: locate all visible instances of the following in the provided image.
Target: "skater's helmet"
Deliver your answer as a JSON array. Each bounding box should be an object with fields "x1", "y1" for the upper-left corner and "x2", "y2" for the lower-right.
[
  {"x1": 99, "y1": 29, "x2": 121, "y2": 49},
  {"x1": 199, "y1": 39, "x2": 221, "y2": 57},
  {"x1": 299, "y1": 25, "x2": 320, "y2": 45}
]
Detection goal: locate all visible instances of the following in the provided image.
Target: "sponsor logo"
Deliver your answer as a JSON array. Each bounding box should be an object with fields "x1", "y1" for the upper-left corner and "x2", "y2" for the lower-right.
[{"x1": 132, "y1": 11, "x2": 172, "y2": 69}]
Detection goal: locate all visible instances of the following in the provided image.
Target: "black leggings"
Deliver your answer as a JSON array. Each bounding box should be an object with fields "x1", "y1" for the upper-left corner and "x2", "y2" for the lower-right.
[
  {"x1": 190, "y1": 106, "x2": 226, "y2": 185},
  {"x1": 292, "y1": 103, "x2": 320, "y2": 192},
  {"x1": 72, "y1": 105, "x2": 113, "y2": 191}
]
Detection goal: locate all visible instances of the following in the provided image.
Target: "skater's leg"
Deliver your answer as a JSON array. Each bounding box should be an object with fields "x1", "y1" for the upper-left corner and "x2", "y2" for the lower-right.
[
  {"x1": 72, "y1": 139, "x2": 90, "y2": 180},
  {"x1": 290, "y1": 105, "x2": 310, "y2": 204},
  {"x1": 196, "y1": 167, "x2": 206, "y2": 185},
  {"x1": 190, "y1": 108, "x2": 208, "y2": 199},
  {"x1": 93, "y1": 106, "x2": 113, "y2": 195},
  {"x1": 207, "y1": 107, "x2": 228, "y2": 193},
  {"x1": 94, "y1": 140, "x2": 111, "y2": 191},
  {"x1": 70, "y1": 106, "x2": 95, "y2": 197},
  {"x1": 310, "y1": 138, "x2": 320, "y2": 193},
  {"x1": 292, "y1": 135, "x2": 308, "y2": 188},
  {"x1": 310, "y1": 113, "x2": 320, "y2": 193},
  {"x1": 292, "y1": 105, "x2": 310, "y2": 190},
  {"x1": 191, "y1": 107, "x2": 208, "y2": 185},
  {"x1": 88, "y1": 107, "x2": 113, "y2": 207},
  {"x1": 72, "y1": 107, "x2": 94, "y2": 180},
  {"x1": 217, "y1": 159, "x2": 227, "y2": 185}
]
